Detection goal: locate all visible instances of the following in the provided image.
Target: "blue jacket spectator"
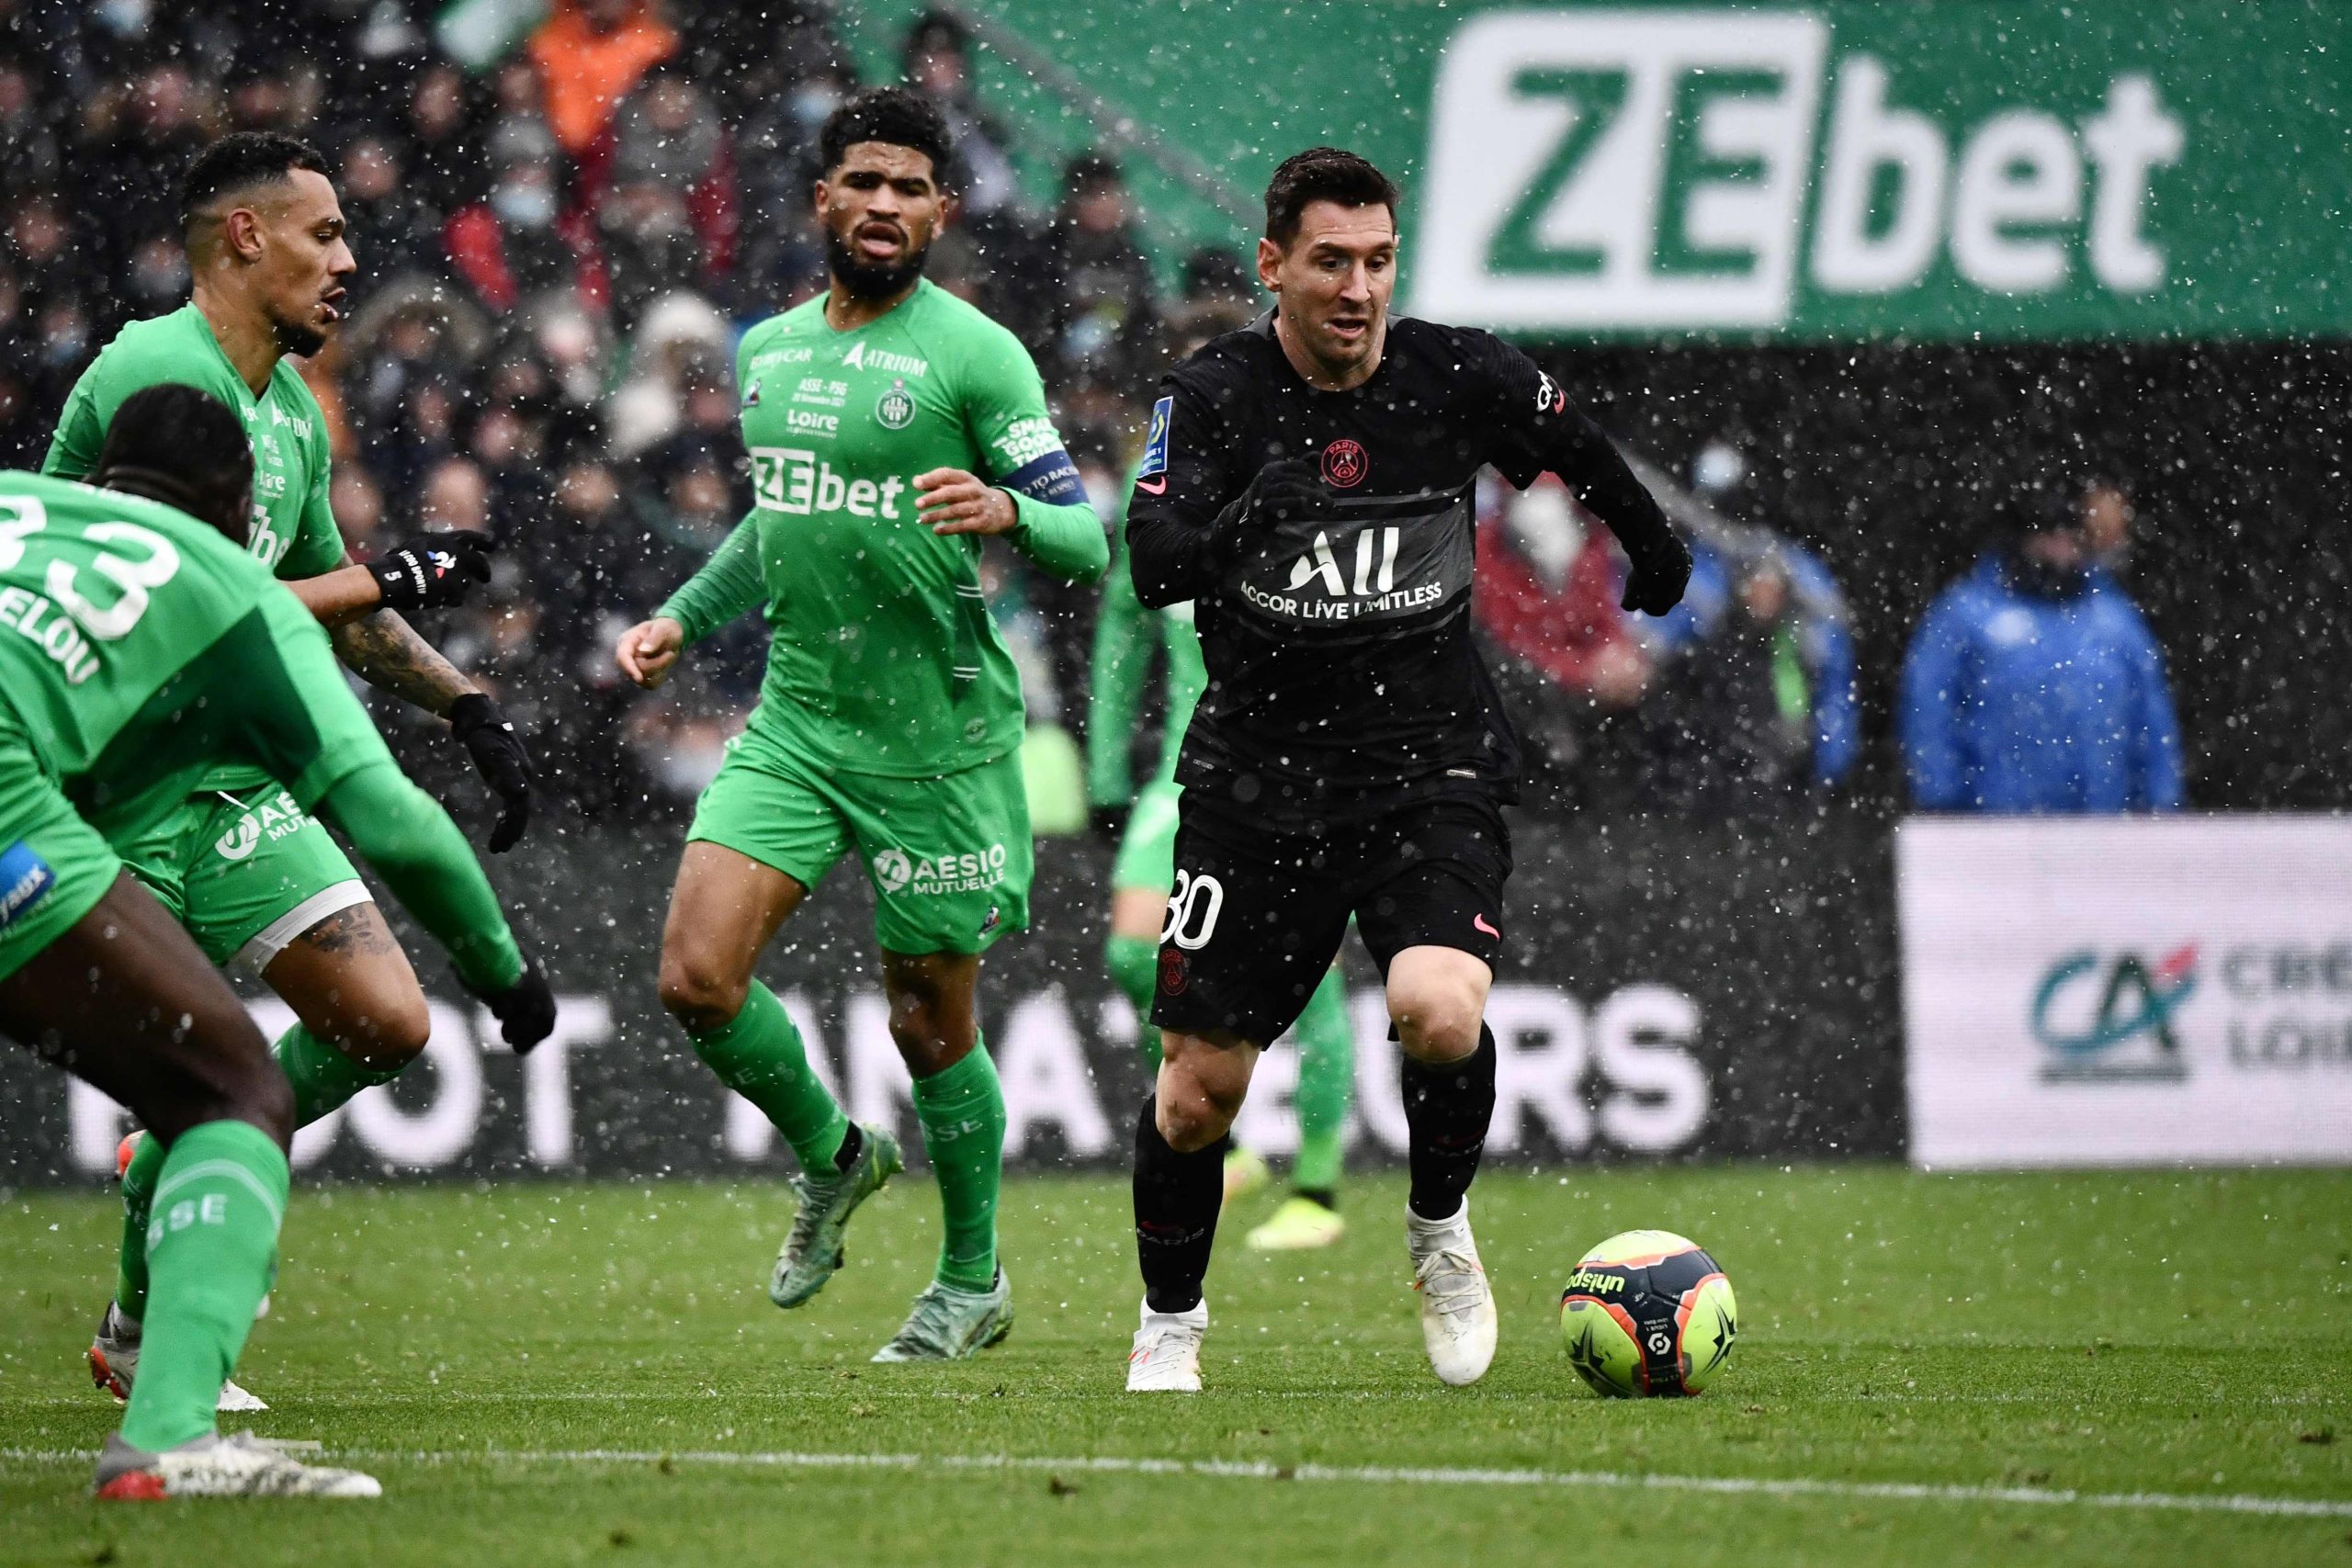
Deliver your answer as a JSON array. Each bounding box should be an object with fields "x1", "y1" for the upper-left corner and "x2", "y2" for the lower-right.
[{"x1": 1900, "y1": 536, "x2": 2184, "y2": 814}]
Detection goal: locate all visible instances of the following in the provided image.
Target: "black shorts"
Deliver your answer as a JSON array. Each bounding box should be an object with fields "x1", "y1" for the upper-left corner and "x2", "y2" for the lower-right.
[{"x1": 1149, "y1": 791, "x2": 1511, "y2": 1045}]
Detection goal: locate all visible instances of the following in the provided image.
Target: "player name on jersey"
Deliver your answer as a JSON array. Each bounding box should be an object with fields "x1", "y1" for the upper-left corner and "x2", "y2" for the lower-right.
[{"x1": 1, "y1": 581, "x2": 103, "y2": 685}]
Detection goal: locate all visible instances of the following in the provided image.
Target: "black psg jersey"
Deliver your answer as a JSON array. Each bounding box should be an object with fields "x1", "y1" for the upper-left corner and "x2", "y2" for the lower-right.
[{"x1": 1125, "y1": 311, "x2": 1679, "y2": 828}]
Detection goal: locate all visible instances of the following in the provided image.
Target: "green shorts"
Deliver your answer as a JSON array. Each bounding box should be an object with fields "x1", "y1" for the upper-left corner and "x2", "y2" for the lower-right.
[
  {"x1": 687, "y1": 727, "x2": 1031, "y2": 956},
  {"x1": 0, "y1": 727, "x2": 121, "y2": 984},
  {"x1": 119, "y1": 786, "x2": 371, "y2": 971},
  {"x1": 1112, "y1": 778, "x2": 1183, "y2": 894}
]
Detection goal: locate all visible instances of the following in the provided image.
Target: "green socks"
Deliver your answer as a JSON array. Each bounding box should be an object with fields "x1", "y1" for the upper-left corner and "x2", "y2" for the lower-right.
[
  {"x1": 689, "y1": 980, "x2": 849, "y2": 1172},
  {"x1": 275, "y1": 1022, "x2": 406, "y2": 1125},
  {"x1": 1107, "y1": 933, "x2": 1157, "y2": 1014},
  {"x1": 119, "y1": 1120, "x2": 288, "y2": 1453},
  {"x1": 116, "y1": 1136, "x2": 162, "y2": 1324},
  {"x1": 1291, "y1": 966, "x2": 1354, "y2": 1193},
  {"x1": 694, "y1": 986, "x2": 1003, "y2": 1291},
  {"x1": 912, "y1": 1043, "x2": 1006, "y2": 1292},
  {"x1": 117, "y1": 1023, "x2": 401, "y2": 1320},
  {"x1": 1106, "y1": 933, "x2": 1162, "y2": 1069}
]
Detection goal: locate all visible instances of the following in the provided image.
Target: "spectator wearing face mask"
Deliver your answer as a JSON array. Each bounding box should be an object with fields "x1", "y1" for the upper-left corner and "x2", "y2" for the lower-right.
[
  {"x1": 610, "y1": 67, "x2": 735, "y2": 281},
  {"x1": 447, "y1": 155, "x2": 591, "y2": 317},
  {"x1": 595, "y1": 179, "x2": 702, "y2": 334},
  {"x1": 732, "y1": 56, "x2": 849, "y2": 309},
  {"x1": 344, "y1": 286, "x2": 492, "y2": 499},
  {"x1": 1901, "y1": 487, "x2": 2183, "y2": 814}
]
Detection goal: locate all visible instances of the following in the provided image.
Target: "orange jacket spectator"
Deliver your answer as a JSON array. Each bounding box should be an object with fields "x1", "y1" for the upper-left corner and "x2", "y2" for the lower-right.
[{"x1": 527, "y1": 0, "x2": 677, "y2": 161}]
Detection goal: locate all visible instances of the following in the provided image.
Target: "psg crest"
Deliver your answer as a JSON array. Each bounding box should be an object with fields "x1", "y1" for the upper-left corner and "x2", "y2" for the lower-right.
[{"x1": 1321, "y1": 437, "x2": 1368, "y2": 488}]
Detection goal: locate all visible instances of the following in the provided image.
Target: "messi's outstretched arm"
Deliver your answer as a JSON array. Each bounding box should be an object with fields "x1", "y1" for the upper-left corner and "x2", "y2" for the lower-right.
[{"x1": 1478, "y1": 336, "x2": 1690, "y2": 615}]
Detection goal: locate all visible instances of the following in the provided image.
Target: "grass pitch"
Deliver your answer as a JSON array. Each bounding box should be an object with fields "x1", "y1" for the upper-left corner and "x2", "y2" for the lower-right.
[{"x1": 3, "y1": 1165, "x2": 2347, "y2": 1565}]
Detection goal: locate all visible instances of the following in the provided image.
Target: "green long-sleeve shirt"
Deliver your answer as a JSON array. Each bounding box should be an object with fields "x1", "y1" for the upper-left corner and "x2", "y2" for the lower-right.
[
  {"x1": 1, "y1": 469, "x2": 519, "y2": 992},
  {"x1": 657, "y1": 281, "x2": 1106, "y2": 778},
  {"x1": 1086, "y1": 520, "x2": 1207, "y2": 808}
]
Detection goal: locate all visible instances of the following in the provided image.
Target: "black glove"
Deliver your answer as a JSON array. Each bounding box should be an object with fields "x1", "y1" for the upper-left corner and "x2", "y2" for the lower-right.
[
  {"x1": 367, "y1": 532, "x2": 495, "y2": 615},
  {"x1": 448, "y1": 693, "x2": 532, "y2": 852},
  {"x1": 1207, "y1": 457, "x2": 1329, "y2": 565},
  {"x1": 1620, "y1": 535, "x2": 1694, "y2": 616},
  {"x1": 474, "y1": 950, "x2": 557, "y2": 1054}
]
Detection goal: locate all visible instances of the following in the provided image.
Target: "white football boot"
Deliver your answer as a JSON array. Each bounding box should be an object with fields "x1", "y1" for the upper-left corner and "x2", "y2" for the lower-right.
[
  {"x1": 94, "y1": 1432, "x2": 380, "y2": 1499},
  {"x1": 1125, "y1": 1298, "x2": 1208, "y2": 1392},
  {"x1": 89, "y1": 1303, "x2": 267, "y2": 1413},
  {"x1": 1408, "y1": 1200, "x2": 1498, "y2": 1386}
]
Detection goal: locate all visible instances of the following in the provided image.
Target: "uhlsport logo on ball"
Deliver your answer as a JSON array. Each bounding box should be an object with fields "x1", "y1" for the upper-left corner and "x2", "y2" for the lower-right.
[{"x1": 1559, "y1": 1229, "x2": 1737, "y2": 1397}]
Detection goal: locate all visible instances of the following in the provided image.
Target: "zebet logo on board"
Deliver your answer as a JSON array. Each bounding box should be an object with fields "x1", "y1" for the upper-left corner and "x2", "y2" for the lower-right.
[{"x1": 1415, "y1": 9, "x2": 2185, "y2": 332}]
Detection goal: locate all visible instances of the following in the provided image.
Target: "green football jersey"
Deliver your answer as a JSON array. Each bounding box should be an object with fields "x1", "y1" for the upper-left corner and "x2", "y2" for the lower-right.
[
  {"x1": 43, "y1": 303, "x2": 347, "y2": 798},
  {"x1": 43, "y1": 304, "x2": 343, "y2": 580},
  {"x1": 662, "y1": 279, "x2": 1104, "y2": 778},
  {"x1": 0, "y1": 471, "x2": 384, "y2": 831}
]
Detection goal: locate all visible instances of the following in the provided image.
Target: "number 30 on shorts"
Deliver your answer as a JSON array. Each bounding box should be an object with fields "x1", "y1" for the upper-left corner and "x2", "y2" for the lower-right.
[{"x1": 1161, "y1": 869, "x2": 1224, "y2": 950}]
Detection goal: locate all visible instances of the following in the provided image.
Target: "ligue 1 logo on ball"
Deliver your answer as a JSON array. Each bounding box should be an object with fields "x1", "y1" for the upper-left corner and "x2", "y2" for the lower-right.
[{"x1": 1321, "y1": 437, "x2": 1368, "y2": 488}]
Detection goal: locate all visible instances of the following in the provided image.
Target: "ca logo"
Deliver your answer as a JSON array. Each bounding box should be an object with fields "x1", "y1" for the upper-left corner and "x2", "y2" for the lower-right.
[
  {"x1": 1161, "y1": 869, "x2": 1225, "y2": 951},
  {"x1": 215, "y1": 817, "x2": 261, "y2": 861},
  {"x1": 873, "y1": 849, "x2": 912, "y2": 894}
]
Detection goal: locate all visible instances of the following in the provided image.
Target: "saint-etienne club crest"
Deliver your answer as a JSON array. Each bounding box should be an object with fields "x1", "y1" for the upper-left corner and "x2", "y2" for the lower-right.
[{"x1": 876, "y1": 378, "x2": 916, "y2": 430}]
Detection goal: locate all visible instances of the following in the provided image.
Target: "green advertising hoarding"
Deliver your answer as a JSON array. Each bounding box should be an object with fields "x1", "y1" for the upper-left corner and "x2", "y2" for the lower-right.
[{"x1": 838, "y1": 1, "x2": 2349, "y2": 342}]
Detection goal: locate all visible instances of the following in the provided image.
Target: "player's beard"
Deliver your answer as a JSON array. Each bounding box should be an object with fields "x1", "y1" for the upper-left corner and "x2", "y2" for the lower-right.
[
  {"x1": 827, "y1": 229, "x2": 932, "y2": 301},
  {"x1": 269, "y1": 306, "x2": 329, "y2": 361}
]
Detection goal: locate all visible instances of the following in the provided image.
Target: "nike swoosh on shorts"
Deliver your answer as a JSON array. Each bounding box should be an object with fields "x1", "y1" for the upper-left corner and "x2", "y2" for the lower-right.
[
  {"x1": 1474, "y1": 914, "x2": 1500, "y2": 939},
  {"x1": 1136, "y1": 476, "x2": 1167, "y2": 494}
]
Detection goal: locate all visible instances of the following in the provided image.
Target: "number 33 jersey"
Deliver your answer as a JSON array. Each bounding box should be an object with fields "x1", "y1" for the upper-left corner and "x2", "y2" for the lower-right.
[{"x1": 0, "y1": 470, "x2": 385, "y2": 820}]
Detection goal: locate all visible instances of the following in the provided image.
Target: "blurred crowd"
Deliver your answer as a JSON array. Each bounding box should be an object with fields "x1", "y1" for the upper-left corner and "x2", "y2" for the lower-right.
[{"x1": 0, "y1": 0, "x2": 2184, "y2": 826}]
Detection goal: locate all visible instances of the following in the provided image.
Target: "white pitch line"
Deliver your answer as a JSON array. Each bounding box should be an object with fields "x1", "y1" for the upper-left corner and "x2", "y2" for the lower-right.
[
  {"x1": 7, "y1": 1387, "x2": 2336, "y2": 1410},
  {"x1": 5, "y1": 1445, "x2": 2348, "y2": 1519}
]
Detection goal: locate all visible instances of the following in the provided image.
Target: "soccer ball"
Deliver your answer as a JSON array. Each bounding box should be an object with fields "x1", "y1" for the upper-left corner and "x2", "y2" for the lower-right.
[{"x1": 1558, "y1": 1229, "x2": 1737, "y2": 1397}]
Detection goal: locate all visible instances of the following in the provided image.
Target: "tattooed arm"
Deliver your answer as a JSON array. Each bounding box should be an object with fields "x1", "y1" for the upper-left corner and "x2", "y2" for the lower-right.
[
  {"x1": 328, "y1": 604, "x2": 478, "y2": 716},
  {"x1": 320, "y1": 552, "x2": 534, "y2": 849}
]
